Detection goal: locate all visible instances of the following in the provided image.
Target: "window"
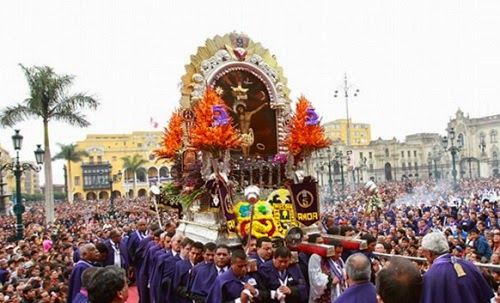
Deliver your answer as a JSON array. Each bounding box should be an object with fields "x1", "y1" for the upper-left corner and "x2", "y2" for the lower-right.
[
  {"x1": 408, "y1": 162, "x2": 412, "y2": 170},
  {"x1": 415, "y1": 162, "x2": 418, "y2": 169},
  {"x1": 402, "y1": 163, "x2": 406, "y2": 169},
  {"x1": 369, "y1": 152, "x2": 373, "y2": 159},
  {"x1": 407, "y1": 151, "x2": 411, "y2": 157},
  {"x1": 89, "y1": 156, "x2": 94, "y2": 163},
  {"x1": 491, "y1": 130, "x2": 498, "y2": 144},
  {"x1": 414, "y1": 150, "x2": 417, "y2": 157},
  {"x1": 112, "y1": 156, "x2": 117, "y2": 161},
  {"x1": 369, "y1": 164, "x2": 374, "y2": 172},
  {"x1": 138, "y1": 143, "x2": 143, "y2": 147},
  {"x1": 401, "y1": 151, "x2": 404, "y2": 158},
  {"x1": 97, "y1": 156, "x2": 102, "y2": 163},
  {"x1": 74, "y1": 176, "x2": 80, "y2": 186},
  {"x1": 385, "y1": 148, "x2": 390, "y2": 157},
  {"x1": 360, "y1": 152, "x2": 364, "y2": 159}
]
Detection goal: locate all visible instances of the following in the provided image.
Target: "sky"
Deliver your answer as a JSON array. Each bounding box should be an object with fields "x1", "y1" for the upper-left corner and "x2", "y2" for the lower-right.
[{"x1": 1, "y1": 0, "x2": 500, "y2": 185}]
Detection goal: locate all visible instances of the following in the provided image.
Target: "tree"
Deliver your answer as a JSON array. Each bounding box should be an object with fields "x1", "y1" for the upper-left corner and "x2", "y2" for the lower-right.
[
  {"x1": 52, "y1": 143, "x2": 89, "y2": 204},
  {"x1": 0, "y1": 64, "x2": 99, "y2": 222},
  {"x1": 121, "y1": 154, "x2": 148, "y2": 199}
]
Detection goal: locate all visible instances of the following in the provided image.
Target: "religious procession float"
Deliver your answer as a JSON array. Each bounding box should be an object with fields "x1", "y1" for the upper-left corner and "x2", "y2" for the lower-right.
[{"x1": 155, "y1": 32, "x2": 374, "y2": 255}]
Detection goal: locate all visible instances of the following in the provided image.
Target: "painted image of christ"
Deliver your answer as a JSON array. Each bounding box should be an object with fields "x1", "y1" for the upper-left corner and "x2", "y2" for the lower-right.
[
  {"x1": 213, "y1": 69, "x2": 278, "y2": 158},
  {"x1": 230, "y1": 100, "x2": 267, "y2": 156}
]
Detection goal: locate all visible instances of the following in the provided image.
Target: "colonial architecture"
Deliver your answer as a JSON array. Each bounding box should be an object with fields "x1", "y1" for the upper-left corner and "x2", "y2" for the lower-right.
[
  {"x1": 314, "y1": 109, "x2": 500, "y2": 186},
  {"x1": 70, "y1": 131, "x2": 170, "y2": 201}
]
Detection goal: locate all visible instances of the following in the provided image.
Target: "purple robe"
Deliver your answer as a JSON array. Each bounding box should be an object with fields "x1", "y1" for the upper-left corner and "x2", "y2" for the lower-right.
[
  {"x1": 127, "y1": 231, "x2": 147, "y2": 265},
  {"x1": 138, "y1": 242, "x2": 160, "y2": 303},
  {"x1": 66, "y1": 260, "x2": 94, "y2": 303},
  {"x1": 420, "y1": 254, "x2": 493, "y2": 303},
  {"x1": 190, "y1": 262, "x2": 218, "y2": 303},
  {"x1": 257, "y1": 260, "x2": 308, "y2": 303},
  {"x1": 134, "y1": 236, "x2": 152, "y2": 303},
  {"x1": 205, "y1": 268, "x2": 260, "y2": 303},
  {"x1": 103, "y1": 238, "x2": 129, "y2": 269},
  {"x1": 333, "y1": 282, "x2": 377, "y2": 303},
  {"x1": 159, "y1": 253, "x2": 181, "y2": 302},
  {"x1": 169, "y1": 258, "x2": 194, "y2": 303},
  {"x1": 72, "y1": 289, "x2": 89, "y2": 303},
  {"x1": 249, "y1": 252, "x2": 265, "y2": 268},
  {"x1": 148, "y1": 249, "x2": 169, "y2": 303}
]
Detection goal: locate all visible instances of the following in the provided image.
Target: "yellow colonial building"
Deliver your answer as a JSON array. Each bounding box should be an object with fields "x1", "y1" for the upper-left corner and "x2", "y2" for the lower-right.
[
  {"x1": 71, "y1": 131, "x2": 172, "y2": 201},
  {"x1": 323, "y1": 119, "x2": 371, "y2": 146}
]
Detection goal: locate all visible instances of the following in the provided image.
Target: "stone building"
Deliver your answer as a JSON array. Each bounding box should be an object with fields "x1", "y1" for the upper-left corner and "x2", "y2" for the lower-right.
[{"x1": 313, "y1": 109, "x2": 500, "y2": 187}]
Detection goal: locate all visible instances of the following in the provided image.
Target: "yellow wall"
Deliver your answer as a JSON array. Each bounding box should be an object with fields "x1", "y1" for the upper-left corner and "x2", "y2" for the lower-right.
[
  {"x1": 324, "y1": 119, "x2": 371, "y2": 146},
  {"x1": 70, "y1": 131, "x2": 172, "y2": 201}
]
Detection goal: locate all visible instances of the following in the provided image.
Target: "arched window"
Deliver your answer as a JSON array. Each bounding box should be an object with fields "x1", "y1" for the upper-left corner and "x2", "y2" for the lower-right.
[
  {"x1": 491, "y1": 130, "x2": 498, "y2": 144},
  {"x1": 385, "y1": 148, "x2": 390, "y2": 157}
]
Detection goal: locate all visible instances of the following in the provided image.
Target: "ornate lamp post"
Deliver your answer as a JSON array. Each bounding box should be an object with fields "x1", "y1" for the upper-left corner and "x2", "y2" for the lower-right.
[
  {"x1": 442, "y1": 128, "x2": 463, "y2": 192},
  {"x1": 334, "y1": 74, "x2": 360, "y2": 147},
  {"x1": 335, "y1": 151, "x2": 345, "y2": 191},
  {"x1": 427, "y1": 147, "x2": 442, "y2": 183},
  {"x1": 0, "y1": 130, "x2": 44, "y2": 240},
  {"x1": 108, "y1": 164, "x2": 122, "y2": 216},
  {"x1": 326, "y1": 147, "x2": 334, "y2": 195}
]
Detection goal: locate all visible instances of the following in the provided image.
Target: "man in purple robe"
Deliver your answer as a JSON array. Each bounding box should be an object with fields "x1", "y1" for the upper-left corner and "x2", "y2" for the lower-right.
[
  {"x1": 248, "y1": 236, "x2": 273, "y2": 267},
  {"x1": 66, "y1": 243, "x2": 100, "y2": 303},
  {"x1": 420, "y1": 232, "x2": 494, "y2": 303},
  {"x1": 206, "y1": 249, "x2": 263, "y2": 303},
  {"x1": 189, "y1": 244, "x2": 231, "y2": 303},
  {"x1": 148, "y1": 232, "x2": 172, "y2": 303},
  {"x1": 333, "y1": 253, "x2": 377, "y2": 303},
  {"x1": 170, "y1": 241, "x2": 203, "y2": 303},
  {"x1": 138, "y1": 229, "x2": 164, "y2": 303},
  {"x1": 127, "y1": 220, "x2": 149, "y2": 282},
  {"x1": 158, "y1": 238, "x2": 194, "y2": 302},
  {"x1": 103, "y1": 230, "x2": 129, "y2": 270},
  {"x1": 258, "y1": 246, "x2": 308, "y2": 303}
]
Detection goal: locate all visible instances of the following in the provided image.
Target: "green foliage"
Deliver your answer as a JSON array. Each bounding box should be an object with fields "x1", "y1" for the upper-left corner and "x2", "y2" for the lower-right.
[{"x1": 52, "y1": 143, "x2": 89, "y2": 162}]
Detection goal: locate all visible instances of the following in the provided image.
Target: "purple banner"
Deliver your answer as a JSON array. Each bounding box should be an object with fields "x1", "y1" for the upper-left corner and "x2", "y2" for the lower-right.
[
  {"x1": 206, "y1": 176, "x2": 236, "y2": 232},
  {"x1": 287, "y1": 180, "x2": 320, "y2": 227}
]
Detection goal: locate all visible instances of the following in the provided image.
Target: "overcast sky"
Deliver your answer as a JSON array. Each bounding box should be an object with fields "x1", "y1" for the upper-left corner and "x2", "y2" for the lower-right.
[{"x1": 1, "y1": 0, "x2": 500, "y2": 184}]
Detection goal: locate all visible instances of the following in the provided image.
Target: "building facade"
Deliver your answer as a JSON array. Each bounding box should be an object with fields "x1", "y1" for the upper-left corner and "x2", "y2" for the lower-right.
[
  {"x1": 323, "y1": 119, "x2": 371, "y2": 146},
  {"x1": 314, "y1": 110, "x2": 500, "y2": 186},
  {"x1": 71, "y1": 131, "x2": 172, "y2": 201}
]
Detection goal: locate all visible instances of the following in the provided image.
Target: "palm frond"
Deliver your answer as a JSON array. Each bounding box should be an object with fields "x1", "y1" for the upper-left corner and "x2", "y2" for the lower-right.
[
  {"x1": 50, "y1": 111, "x2": 91, "y2": 127},
  {"x1": 0, "y1": 104, "x2": 38, "y2": 127}
]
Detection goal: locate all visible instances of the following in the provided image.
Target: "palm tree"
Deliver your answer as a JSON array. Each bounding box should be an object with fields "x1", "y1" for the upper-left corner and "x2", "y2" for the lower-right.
[
  {"x1": 52, "y1": 143, "x2": 89, "y2": 204},
  {"x1": 122, "y1": 154, "x2": 148, "y2": 199},
  {"x1": 0, "y1": 64, "x2": 99, "y2": 222}
]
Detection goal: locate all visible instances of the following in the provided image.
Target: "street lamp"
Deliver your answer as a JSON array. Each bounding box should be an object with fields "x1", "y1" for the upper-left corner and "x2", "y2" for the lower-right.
[
  {"x1": 334, "y1": 74, "x2": 360, "y2": 147},
  {"x1": 0, "y1": 130, "x2": 44, "y2": 240},
  {"x1": 335, "y1": 151, "x2": 345, "y2": 191},
  {"x1": 427, "y1": 147, "x2": 442, "y2": 184},
  {"x1": 442, "y1": 128, "x2": 463, "y2": 191},
  {"x1": 108, "y1": 164, "x2": 123, "y2": 215},
  {"x1": 326, "y1": 148, "x2": 334, "y2": 195}
]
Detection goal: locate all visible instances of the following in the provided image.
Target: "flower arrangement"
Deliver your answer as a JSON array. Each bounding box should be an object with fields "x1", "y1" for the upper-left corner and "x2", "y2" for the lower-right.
[
  {"x1": 286, "y1": 96, "x2": 330, "y2": 162},
  {"x1": 159, "y1": 157, "x2": 206, "y2": 210},
  {"x1": 233, "y1": 200, "x2": 279, "y2": 238},
  {"x1": 190, "y1": 88, "x2": 241, "y2": 158},
  {"x1": 155, "y1": 109, "x2": 183, "y2": 161}
]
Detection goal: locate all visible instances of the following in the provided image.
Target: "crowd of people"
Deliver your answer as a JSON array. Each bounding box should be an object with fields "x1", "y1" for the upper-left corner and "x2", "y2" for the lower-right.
[{"x1": 0, "y1": 177, "x2": 499, "y2": 303}]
